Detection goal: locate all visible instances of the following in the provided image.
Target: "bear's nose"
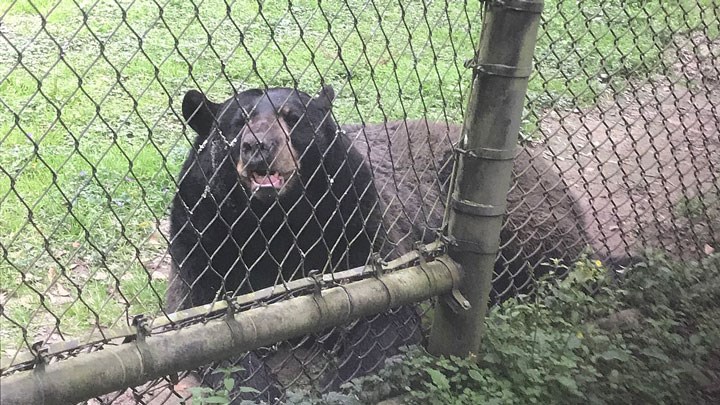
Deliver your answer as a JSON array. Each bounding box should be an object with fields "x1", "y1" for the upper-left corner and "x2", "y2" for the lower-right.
[
  {"x1": 241, "y1": 137, "x2": 265, "y2": 154},
  {"x1": 241, "y1": 137, "x2": 275, "y2": 170}
]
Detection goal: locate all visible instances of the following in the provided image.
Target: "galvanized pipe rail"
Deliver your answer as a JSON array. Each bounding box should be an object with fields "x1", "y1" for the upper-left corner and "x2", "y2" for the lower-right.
[{"x1": 0, "y1": 255, "x2": 459, "y2": 405}]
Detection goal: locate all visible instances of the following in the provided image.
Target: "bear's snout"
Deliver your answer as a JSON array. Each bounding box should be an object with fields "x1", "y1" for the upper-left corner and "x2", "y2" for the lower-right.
[{"x1": 237, "y1": 116, "x2": 299, "y2": 194}]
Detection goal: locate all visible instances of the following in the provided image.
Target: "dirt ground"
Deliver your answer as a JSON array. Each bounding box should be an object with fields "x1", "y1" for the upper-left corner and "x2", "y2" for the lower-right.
[{"x1": 542, "y1": 32, "x2": 719, "y2": 262}]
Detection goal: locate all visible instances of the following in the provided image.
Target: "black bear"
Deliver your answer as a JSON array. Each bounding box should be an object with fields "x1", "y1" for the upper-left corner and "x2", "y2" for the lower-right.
[
  {"x1": 167, "y1": 85, "x2": 618, "y2": 402},
  {"x1": 166, "y1": 86, "x2": 419, "y2": 402},
  {"x1": 347, "y1": 120, "x2": 593, "y2": 303}
]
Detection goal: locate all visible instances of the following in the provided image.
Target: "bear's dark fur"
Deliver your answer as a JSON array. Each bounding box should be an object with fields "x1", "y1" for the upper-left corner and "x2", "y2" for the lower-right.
[
  {"x1": 166, "y1": 86, "x2": 419, "y2": 402},
  {"x1": 166, "y1": 86, "x2": 390, "y2": 310},
  {"x1": 346, "y1": 120, "x2": 592, "y2": 302},
  {"x1": 167, "y1": 85, "x2": 610, "y2": 402}
]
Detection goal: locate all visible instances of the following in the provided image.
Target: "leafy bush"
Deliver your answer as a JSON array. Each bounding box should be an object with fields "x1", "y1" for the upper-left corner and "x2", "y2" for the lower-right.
[
  {"x1": 186, "y1": 253, "x2": 720, "y2": 404},
  {"x1": 187, "y1": 366, "x2": 259, "y2": 405},
  {"x1": 326, "y1": 253, "x2": 720, "y2": 404}
]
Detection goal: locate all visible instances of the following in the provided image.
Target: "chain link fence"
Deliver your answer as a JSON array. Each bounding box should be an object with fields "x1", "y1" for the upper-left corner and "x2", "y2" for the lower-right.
[{"x1": 1, "y1": 0, "x2": 718, "y2": 403}]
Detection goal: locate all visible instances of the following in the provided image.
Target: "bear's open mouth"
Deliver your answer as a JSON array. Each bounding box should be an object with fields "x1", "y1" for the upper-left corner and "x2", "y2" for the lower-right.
[{"x1": 249, "y1": 170, "x2": 285, "y2": 191}]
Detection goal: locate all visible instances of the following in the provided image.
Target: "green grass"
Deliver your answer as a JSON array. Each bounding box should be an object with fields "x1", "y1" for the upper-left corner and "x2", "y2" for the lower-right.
[
  {"x1": 0, "y1": 0, "x2": 717, "y2": 356},
  {"x1": 530, "y1": 0, "x2": 719, "y2": 110}
]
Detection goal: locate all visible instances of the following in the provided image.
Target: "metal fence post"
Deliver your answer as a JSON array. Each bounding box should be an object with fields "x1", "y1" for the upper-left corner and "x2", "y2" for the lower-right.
[{"x1": 428, "y1": 0, "x2": 545, "y2": 357}]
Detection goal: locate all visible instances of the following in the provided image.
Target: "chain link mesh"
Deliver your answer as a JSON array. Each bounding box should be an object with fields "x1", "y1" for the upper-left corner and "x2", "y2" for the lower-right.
[{"x1": 1, "y1": 0, "x2": 718, "y2": 403}]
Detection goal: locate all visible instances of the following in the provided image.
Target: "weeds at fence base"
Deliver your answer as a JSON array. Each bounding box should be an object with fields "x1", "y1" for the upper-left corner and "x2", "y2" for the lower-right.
[
  {"x1": 277, "y1": 253, "x2": 720, "y2": 404},
  {"x1": 188, "y1": 366, "x2": 259, "y2": 405}
]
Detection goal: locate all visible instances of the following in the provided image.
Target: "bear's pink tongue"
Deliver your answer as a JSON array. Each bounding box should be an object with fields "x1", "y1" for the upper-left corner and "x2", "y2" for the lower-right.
[{"x1": 252, "y1": 172, "x2": 284, "y2": 189}]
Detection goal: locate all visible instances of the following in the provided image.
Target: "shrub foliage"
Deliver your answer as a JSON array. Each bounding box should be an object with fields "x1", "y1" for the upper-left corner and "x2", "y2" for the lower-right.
[{"x1": 295, "y1": 254, "x2": 720, "y2": 405}]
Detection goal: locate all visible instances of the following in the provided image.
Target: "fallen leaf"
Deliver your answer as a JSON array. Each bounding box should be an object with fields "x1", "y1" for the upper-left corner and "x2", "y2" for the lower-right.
[
  {"x1": 147, "y1": 229, "x2": 162, "y2": 246},
  {"x1": 70, "y1": 261, "x2": 89, "y2": 274},
  {"x1": 151, "y1": 271, "x2": 168, "y2": 281},
  {"x1": 24, "y1": 273, "x2": 42, "y2": 285},
  {"x1": 705, "y1": 244, "x2": 715, "y2": 255},
  {"x1": 49, "y1": 283, "x2": 74, "y2": 305},
  {"x1": 94, "y1": 271, "x2": 109, "y2": 281},
  {"x1": 54, "y1": 283, "x2": 71, "y2": 297}
]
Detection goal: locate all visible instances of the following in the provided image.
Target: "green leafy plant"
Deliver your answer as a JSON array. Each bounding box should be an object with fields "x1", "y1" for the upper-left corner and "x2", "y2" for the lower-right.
[
  {"x1": 187, "y1": 366, "x2": 259, "y2": 405},
  {"x1": 291, "y1": 253, "x2": 720, "y2": 404}
]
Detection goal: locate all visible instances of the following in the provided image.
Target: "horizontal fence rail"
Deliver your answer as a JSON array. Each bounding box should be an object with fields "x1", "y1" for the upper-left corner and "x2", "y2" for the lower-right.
[
  {"x1": 0, "y1": 240, "x2": 447, "y2": 375},
  {"x1": 0, "y1": 253, "x2": 460, "y2": 404}
]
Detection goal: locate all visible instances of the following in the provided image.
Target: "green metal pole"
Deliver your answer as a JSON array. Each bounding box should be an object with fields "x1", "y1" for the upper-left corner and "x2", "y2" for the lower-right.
[{"x1": 428, "y1": 0, "x2": 545, "y2": 357}]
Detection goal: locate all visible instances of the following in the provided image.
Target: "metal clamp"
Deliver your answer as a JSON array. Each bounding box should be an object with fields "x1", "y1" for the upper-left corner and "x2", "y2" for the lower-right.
[
  {"x1": 451, "y1": 196, "x2": 507, "y2": 218},
  {"x1": 131, "y1": 314, "x2": 151, "y2": 342},
  {"x1": 452, "y1": 238, "x2": 498, "y2": 255},
  {"x1": 371, "y1": 252, "x2": 385, "y2": 277},
  {"x1": 413, "y1": 241, "x2": 428, "y2": 265},
  {"x1": 308, "y1": 269, "x2": 324, "y2": 296},
  {"x1": 31, "y1": 341, "x2": 49, "y2": 370},
  {"x1": 447, "y1": 288, "x2": 472, "y2": 313},
  {"x1": 436, "y1": 256, "x2": 471, "y2": 313},
  {"x1": 455, "y1": 146, "x2": 517, "y2": 161},
  {"x1": 464, "y1": 59, "x2": 533, "y2": 78}
]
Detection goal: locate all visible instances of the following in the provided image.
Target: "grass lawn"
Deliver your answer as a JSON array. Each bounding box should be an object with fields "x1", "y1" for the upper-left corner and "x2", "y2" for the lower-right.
[{"x1": 0, "y1": 0, "x2": 716, "y2": 357}]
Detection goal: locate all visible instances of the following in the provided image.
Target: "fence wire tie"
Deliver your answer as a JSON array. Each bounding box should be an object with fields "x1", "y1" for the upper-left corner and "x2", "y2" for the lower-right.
[
  {"x1": 308, "y1": 269, "x2": 324, "y2": 296},
  {"x1": 222, "y1": 292, "x2": 246, "y2": 351},
  {"x1": 131, "y1": 315, "x2": 151, "y2": 343},
  {"x1": 371, "y1": 252, "x2": 386, "y2": 277},
  {"x1": 413, "y1": 241, "x2": 428, "y2": 266},
  {"x1": 454, "y1": 146, "x2": 516, "y2": 161},
  {"x1": 223, "y1": 292, "x2": 241, "y2": 318},
  {"x1": 463, "y1": 58, "x2": 533, "y2": 78},
  {"x1": 30, "y1": 341, "x2": 48, "y2": 371}
]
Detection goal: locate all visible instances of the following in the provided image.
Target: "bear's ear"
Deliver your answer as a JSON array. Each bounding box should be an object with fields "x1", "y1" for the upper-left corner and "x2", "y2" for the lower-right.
[
  {"x1": 182, "y1": 90, "x2": 220, "y2": 139},
  {"x1": 313, "y1": 84, "x2": 335, "y2": 111}
]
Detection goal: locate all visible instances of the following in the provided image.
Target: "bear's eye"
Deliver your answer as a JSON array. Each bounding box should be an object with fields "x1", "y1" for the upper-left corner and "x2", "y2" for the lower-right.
[{"x1": 282, "y1": 110, "x2": 302, "y2": 127}]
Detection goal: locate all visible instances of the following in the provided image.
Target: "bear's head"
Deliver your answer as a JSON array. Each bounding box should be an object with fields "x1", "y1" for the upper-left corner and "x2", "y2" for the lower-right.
[{"x1": 182, "y1": 85, "x2": 337, "y2": 202}]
